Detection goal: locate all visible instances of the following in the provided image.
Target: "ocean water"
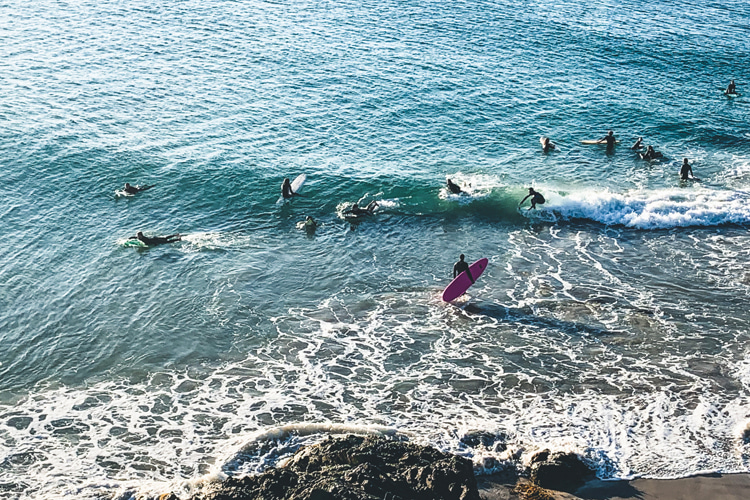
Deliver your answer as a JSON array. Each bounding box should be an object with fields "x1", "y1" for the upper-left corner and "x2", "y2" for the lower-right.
[{"x1": 1, "y1": 0, "x2": 750, "y2": 497}]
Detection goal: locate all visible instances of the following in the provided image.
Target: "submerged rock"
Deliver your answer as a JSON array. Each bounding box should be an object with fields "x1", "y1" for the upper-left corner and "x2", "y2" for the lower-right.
[
  {"x1": 528, "y1": 450, "x2": 594, "y2": 493},
  {"x1": 193, "y1": 435, "x2": 480, "y2": 500}
]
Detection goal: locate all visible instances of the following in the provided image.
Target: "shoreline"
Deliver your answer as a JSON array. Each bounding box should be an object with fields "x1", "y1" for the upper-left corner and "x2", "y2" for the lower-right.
[{"x1": 477, "y1": 472, "x2": 750, "y2": 500}]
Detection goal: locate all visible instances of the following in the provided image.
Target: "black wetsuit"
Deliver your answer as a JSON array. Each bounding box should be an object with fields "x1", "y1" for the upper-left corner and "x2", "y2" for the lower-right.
[
  {"x1": 132, "y1": 234, "x2": 181, "y2": 246},
  {"x1": 602, "y1": 135, "x2": 617, "y2": 147},
  {"x1": 680, "y1": 163, "x2": 693, "y2": 180},
  {"x1": 447, "y1": 180, "x2": 462, "y2": 194},
  {"x1": 453, "y1": 260, "x2": 474, "y2": 283}
]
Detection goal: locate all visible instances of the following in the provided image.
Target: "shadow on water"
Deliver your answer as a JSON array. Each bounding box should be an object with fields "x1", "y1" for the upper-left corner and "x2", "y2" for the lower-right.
[{"x1": 462, "y1": 302, "x2": 612, "y2": 337}]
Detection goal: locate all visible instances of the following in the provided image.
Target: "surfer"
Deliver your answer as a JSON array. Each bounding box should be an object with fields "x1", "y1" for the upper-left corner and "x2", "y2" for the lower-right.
[
  {"x1": 344, "y1": 201, "x2": 378, "y2": 216},
  {"x1": 128, "y1": 231, "x2": 181, "y2": 246},
  {"x1": 725, "y1": 80, "x2": 736, "y2": 95},
  {"x1": 303, "y1": 215, "x2": 317, "y2": 231},
  {"x1": 447, "y1": 179, "x2": 462, "y2": 194},
  {"x1": 453, "y1": 254, "x2": 474, "y2": 284},
  {"x1": 541, "y1": 137, "x2": 555, "y2": 153},
  {"x1": 680, "y1": 158, "x2": 694, "y2": 180},
  {"x1": 631, "y1": 137, "x2": 643, "y2": 150},
  {"x1": 519, "y1": 187, "x2": 545, "y2": 210},
  {"x1": 281, "y1": 178, "x2": 303, "y2": 199},
  {"x1": 123, "y1": 183, "x2": 155, "y2": 195},
  {"x1": 598, "y1": 130, "x2": 617, "y2": 148},
  {"x1": 639, "y1": 145, "x2": 663, "y2": 161}
]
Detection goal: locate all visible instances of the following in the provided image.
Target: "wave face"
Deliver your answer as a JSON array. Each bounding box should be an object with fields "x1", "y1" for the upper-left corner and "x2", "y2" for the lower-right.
[{"x1": 1, "y1": 0, "x2": 750, "y2": 498}]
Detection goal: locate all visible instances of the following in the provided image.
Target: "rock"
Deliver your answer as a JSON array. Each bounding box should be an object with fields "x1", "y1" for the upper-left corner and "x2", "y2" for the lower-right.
[
  {"x1": 193, "y1": 435, "x2": 480, "y2": 500},
  {"x1": 528, "y1": 450, "x2": 594, "y2": 493}
]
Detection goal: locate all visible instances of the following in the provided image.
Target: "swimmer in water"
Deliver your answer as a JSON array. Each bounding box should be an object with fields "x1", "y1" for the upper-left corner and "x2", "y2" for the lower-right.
[
  {"x1": 128, "y1": 231, "x2": 181, "y2": 246},
  {"x1": 541, "y1": 137, "x2": 556, "y2": 153},
  {"x1": 726, "y1": 80, "x2": 737, "y2": 95},
  {"x1": 640, "y1": 145, "x2": 664, "y2": 160},
  {"x1": 519, "y1": 187, "x2": 545, "y2": 210},
  {"x1": 453, "y1": 254, "x2": 474, "y2": 284}
]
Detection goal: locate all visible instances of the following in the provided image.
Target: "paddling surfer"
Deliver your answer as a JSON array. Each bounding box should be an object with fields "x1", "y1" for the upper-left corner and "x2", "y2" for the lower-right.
[
  {"x1": 128, "y1": 231, "x2": 181, "y2": 246},
  {"x1": 520, "y1": 187, "x2": 545, "y2": 210},
  {"x1": 123, "y1": 183, "x2": 155, "y2": 195},
  {"x1": 281, "y1": 178, "x2": 304, "y2": 199},
  {"x1": 344, "y1": 201, "x2": 378, "y2": 216},
  {"x1": 640, "y1": 145, "x2": 663, "y2": 161},
  {"x1": 453, "y1": 254, "x2": 474, "y2": 284},
  {"x1": 680, "y1": 158, "x2": 694, "y2": 180},
  {"x1": 447, "y1": 179, "x2": 462, "y2": 194}
]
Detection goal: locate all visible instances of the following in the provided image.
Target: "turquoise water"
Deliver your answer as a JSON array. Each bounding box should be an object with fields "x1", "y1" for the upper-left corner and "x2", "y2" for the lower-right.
[{"x1": 2, "y1": 0, "x2": 750, "y2": 497}]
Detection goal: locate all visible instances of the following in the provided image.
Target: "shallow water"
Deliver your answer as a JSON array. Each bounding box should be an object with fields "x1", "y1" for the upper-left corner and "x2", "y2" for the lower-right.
[{"x1": 1, "y1": 0, "x2": 750, "y2": 498}]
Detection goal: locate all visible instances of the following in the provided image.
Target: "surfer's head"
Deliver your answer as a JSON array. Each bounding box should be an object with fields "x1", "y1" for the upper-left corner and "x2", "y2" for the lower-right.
[
  {"x1": 459, "y1": 254, "x2": 465, "y2": 261},
  {"x1": 136, "y1": 231, "x2": 144, "y2": 238},
  {"x1": 125, "y1": 183, "x2": 132, "y2": 188},
  {"x1": 528, "y1": 187, "x2": 535, "y2": 193},
  {"x1": 608, "y1": 130, "x2": 613, "y2": 136}
]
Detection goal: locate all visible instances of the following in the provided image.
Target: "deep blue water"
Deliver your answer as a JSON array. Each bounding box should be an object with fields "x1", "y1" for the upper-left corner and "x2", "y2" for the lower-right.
[{"x1": 1, "y1": 0, "x2": 750, "y2": 498}]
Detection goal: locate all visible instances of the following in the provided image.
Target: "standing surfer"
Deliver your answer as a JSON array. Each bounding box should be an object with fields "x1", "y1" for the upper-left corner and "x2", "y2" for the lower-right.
[
  {"x1": 598, "y1": 130, "x2": 617, "y2": 148},
  {"x1": 519, "y1": 187, "x2": 545, "y2": 210},
  {"x1": 453, "y1": 254, "x2": 474, "y2": 284},
  {"x1": 680, "y1": 158, "x2": 695, "y2": 180}
]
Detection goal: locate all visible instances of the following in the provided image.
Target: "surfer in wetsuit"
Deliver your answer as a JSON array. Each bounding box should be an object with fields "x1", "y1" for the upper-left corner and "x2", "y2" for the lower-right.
[
  {"x1": 123, "y1": 183, "x2": 155, "y2": 195},
  {"x1": 541, "y1": 137, "x2": 555, "y2": 153},
  {"x1": 281, "y1": 178, "x2": 303, "y2": 199},
  {"x1": 520, "y1": 187, "x2": 545, "y2": 210},
  {"x1": 128, "y1": 231, "x2": 181, "y2": 246},
  {"x1": 680, "y1": 158, "x2": 694, "y2": 180},
  {"x1": 447, "y1": 179, "x2": 462, "y2": 194},
  {"x1": 631, "y1": 137, "x2": 643, "y2": 150},
  {"x1": 599, "y1": 130, "x2": 617, "y2": 148},
  {"x1": 640, "y1": 146, "x2": 663, "y2": 161},
  {"x1": 453, "y1": 254, "x2": 474, "y2": 284},
  {"x1": 344, "y1": 201, "x2": 378, "y2": 216},
  {"x1": 726, "y1": 80, "x2": 737, "y2": 95}
]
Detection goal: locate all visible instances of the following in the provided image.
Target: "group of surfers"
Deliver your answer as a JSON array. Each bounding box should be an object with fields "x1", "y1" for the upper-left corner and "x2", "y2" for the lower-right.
[{"x1": 542, "y1": 129, "x2": 697, "y2": 181}]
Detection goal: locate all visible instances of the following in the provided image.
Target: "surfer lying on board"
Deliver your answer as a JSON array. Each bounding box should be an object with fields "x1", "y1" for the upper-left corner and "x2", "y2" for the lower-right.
[
  {"x1": 519, "y1": 187, "x2": 545, "y2": 210},
  {"x1": 447, "y1": 179, "x2": 462, "y2": 194},
  {"x1": 344, "y1": 201, "x2": 378, "y2": 216},
  {"x1": 453, "y1": 254, "x2": 474, "y2": 284},
  {"x1": 726, "y1": 80, "x2": 736, "y2": 95},
  {"x1": 680, "y1": 158, "x2": 694, "y2": 180},
  {"x1": 598, "y1": 130, "x2": 617, "y2": 147},
  {"x1": 541, "y1": 137, "x2": 556, "y2": 153},
  {"x1": 281, "y1": 178, "x2": 304, "y2": 199},
  {"x1": 128, "y1": 231, "x2": 181, "y2": 246},
  {"x1": 640, "y1": 145, "x2": 663, "y2": 161},
  {"x1": 631, "y1": 137, "x2": 643, "y2": 150},
  {"x1": 123, "y1": 183, "x2": 155, "y2": 195}
]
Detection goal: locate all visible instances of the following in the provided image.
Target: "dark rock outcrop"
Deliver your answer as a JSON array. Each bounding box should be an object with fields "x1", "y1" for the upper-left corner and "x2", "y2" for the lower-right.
[
  {"x1": 194, "y1": 435, "x2": 480, "y2": 500},
  {"x1": 528, "y1": 450, "x2": 594, "y2": 493}
]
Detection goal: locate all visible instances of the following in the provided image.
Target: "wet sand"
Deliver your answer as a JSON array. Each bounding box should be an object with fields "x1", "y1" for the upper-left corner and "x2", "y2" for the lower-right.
[{"x1": 477, "y1": 473, "x2": 750, "y2": 500}]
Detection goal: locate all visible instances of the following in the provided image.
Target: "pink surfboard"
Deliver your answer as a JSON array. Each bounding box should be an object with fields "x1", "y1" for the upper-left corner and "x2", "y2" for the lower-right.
[{"x1": 442, "y1": 258, "x2": 488, "y2": 302}]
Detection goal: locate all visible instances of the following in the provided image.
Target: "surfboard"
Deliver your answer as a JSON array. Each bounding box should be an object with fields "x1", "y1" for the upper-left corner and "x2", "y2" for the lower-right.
[
  {"x1": 277, "y1": 174, "x2": 306, "y2": 204},
  {"x1": 442, "y1": 258, "x2": 488, "y2": 302},
  {"x1": 123, "y1": 239, "x2": 147, "y2": 247},
  {"x1": 581, "y1": 140, "x2": 620, "y2": 145}
]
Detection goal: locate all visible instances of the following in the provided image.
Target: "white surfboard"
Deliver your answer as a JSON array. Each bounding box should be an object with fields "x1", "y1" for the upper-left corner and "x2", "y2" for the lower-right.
[{"x1": 277, "y1": 174, "x2": 306, "y2": 204}]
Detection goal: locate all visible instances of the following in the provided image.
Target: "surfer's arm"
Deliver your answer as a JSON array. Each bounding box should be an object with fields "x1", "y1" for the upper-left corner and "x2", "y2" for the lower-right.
[
  {"x1": 519, "y1": 194, "x2": 531, "y2": 205},
  {"x1": 467, "y1": 270, "x2": 474, "y2": 284}
]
